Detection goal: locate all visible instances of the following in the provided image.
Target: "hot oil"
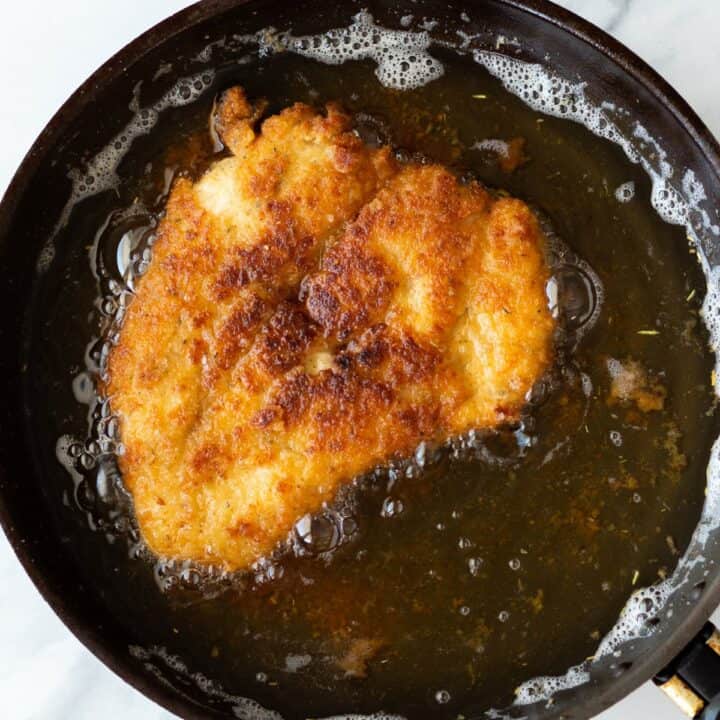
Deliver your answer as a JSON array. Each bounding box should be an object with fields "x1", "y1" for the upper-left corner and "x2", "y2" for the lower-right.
[{"x1": 33, "y1": 46, "x2": 719, "y2": 720}]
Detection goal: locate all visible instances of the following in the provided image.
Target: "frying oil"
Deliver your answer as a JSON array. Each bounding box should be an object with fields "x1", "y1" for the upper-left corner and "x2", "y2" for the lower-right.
[{"x1": 38, "y1": 13, "x2": 720, "y2": 720}]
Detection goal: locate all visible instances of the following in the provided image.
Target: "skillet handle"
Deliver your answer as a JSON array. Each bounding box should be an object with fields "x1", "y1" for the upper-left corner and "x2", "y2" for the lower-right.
[{"x1": 653, "y1": 622, "x2": 720, "y2": 718}]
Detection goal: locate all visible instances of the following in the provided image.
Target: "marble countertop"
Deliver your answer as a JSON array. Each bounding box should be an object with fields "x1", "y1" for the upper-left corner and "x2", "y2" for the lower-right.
[{"x1": 1, "y1": 1, "x2": 718, "y2": 718}]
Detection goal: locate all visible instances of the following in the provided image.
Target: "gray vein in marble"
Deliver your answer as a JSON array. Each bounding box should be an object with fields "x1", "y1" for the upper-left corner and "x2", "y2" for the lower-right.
[{"x1": 606, "y1": 0, "x2": 632, "y2": 33}]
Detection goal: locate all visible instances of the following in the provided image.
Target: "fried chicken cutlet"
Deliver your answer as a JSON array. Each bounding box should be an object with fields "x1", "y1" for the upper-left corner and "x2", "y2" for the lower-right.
[{"x1": 106, "y1": 87, "x2": 555, "y2": 571}]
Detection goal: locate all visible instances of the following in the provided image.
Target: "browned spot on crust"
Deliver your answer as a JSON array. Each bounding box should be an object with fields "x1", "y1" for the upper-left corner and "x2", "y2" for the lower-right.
[
  {"x1": 216, "y1": 293, "x2": 269, "y2": 370},
  {"x1": 251, "y1": 302, "x2": 318, "y2": 375},
  {"x1": 189, "y1": 338, "x2": 206, "y2": 365},
  {"x1": 303, "y1": 227, "x2": 397, "y2": 341},
  {"x1": 191, "y1": 443, "x2": 221, "y2": 473}
]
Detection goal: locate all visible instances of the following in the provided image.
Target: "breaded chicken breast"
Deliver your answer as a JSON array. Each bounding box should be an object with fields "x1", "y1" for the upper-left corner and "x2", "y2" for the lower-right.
[{"x1": 106, "y1": 87, "x2": 554, "y2": 571}]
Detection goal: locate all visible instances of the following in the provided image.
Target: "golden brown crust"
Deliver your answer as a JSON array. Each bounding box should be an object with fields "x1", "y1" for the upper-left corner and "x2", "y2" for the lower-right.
[{"x1": 106, "y1": 87, "x2": 555, "y2": 570}]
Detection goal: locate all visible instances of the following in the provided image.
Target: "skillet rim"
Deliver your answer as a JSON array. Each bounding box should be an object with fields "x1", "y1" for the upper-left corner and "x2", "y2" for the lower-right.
[{"x1": 1, "y1": 0, "x2": 719, "y2": 718}]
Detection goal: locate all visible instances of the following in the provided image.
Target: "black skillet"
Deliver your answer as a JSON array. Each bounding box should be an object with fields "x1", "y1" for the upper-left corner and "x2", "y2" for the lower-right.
[{"x1": 2, "y1": 1, "x2": 720, "y2": 718}]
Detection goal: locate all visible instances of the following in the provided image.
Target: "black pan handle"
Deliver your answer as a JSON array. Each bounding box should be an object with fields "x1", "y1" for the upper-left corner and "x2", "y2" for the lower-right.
[{"x1": 654, "y1": 622, "x2": 720, "y2": 718}]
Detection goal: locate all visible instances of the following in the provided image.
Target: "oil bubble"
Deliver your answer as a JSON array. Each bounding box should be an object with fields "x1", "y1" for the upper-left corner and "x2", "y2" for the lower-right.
[
  {"x1": 381, "y1": 497, "x2": 404, "y2": 518},
  {"x1": 615, "y1": 181, "x2": 635, "y2": 203},
  {"x1": 293, "y1": 512, "x2": 341, "y2": 555},
  {"x1": 252, "y1": 557, "x2": 285, "y2": 584},
  {"x1": 468, "y1": 557, "x2": 484, "y2": 576},
  {"x1": 72, "y1": 372, "x2": 95, "y2": 404},
  {"x1": 546, "y1": 264, "x2": 599, "y2": 332}
]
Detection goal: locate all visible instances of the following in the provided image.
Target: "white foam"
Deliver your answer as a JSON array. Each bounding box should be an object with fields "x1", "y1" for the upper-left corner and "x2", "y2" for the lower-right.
[
  {"x1": 129, "y1": 645, "x2": 406, "y2": 720},
  {"x1": 129, "y1": 645, "x2": 282, "y2": 720},
  {"x1": 39, "y1": 12, "x2": 448, "y2": 275},
  {"x1": 514, "y1": 664, "x2": 590, "y2": 706},
  {"x1": 37, "y1": 71, "x2": 214, "y2": 274},
  {"x1": 279, "y1": 10, "x2": 444, "y2": 91},
  {"x1": 595, "y1": 581, "x2": 673, "y2": 658}
]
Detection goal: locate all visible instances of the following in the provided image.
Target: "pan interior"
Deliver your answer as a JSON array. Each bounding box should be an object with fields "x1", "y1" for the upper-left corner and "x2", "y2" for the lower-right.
[{"x1": 19, "y1": 6, "x2": 720, "y2": 720}]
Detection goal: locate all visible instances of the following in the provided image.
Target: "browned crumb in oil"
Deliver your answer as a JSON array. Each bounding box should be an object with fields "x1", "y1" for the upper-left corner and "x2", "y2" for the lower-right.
[
  {"x1": 545, "y1": 480, "x2": 602, "y2": 543},
  {"x1": 606, "y1": 356, "x2": 666, "y2": 412},
  {"x1": 528, "y1": 588, "x2": 544, "y2": 614},
  {"x1": 498, "y1": 137, "x2": 527, "y2": 173},
  {"x1": 465, "y1": 621, "x2": 491, "y2": 654},
  {"x1": 661, "y1": 422, "x2": 687, "y2": 476},
  {"x1": 376, "y1": 95, "x2": 462, "y2": 162},
  {"x1": 336, "y1": 637, "x2": 384, "y2": 678}
]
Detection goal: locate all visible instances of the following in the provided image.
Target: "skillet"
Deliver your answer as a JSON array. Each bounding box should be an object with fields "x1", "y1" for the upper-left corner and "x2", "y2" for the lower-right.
[{"x1": 2, "y1": 1, "x2": 720, "y2": 718}]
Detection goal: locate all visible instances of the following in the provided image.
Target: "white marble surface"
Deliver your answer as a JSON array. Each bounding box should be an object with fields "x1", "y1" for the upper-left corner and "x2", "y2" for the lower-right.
[{"x1": 1, "y1": 1, "x2": 719, "y2": 718}]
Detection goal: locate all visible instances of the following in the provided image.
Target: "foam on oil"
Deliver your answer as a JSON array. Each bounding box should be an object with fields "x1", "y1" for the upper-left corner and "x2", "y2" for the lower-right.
[
  {"x1": 36, "y1": 71, "x2": 214, "y2": 274},
  {"x1": 281, "y1": 10, "x2": 443, "y2": 90}
]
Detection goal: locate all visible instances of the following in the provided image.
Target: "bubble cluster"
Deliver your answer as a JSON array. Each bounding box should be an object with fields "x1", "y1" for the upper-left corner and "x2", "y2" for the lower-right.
[
  {"x1": 38, "y1": 71, "x2": 214, "y2": 274},
  {"x1": 128, "y1": 645, "x2": 282, "y2": 720},
  {"x1": 595, "y1": 581, "x2": 672, "y2": 658},
  {"x1": 380, "y1": 496, "x2": 405, "y2": 518},
  {"x1": 153, "y1": 556, "x2": 235, "y2": 594},
  {"x1": 702, "y1": 266, "x2": 720, "y2": 395},
  {"x1": 281, "y1": 11, "x2": 444, "y2": 91},
  {"x1": 251, "y1": 556, "x2": 285, "y2": 585},
  {"x1": 513, "y1": 664, "x2": 590, "y2": 705},
  {"x1": 446, "y1": 426, "x2": 532, "y2": 468},
  {"x1": 56, "y1": 396, "x2": 134, "y2": 534}
]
